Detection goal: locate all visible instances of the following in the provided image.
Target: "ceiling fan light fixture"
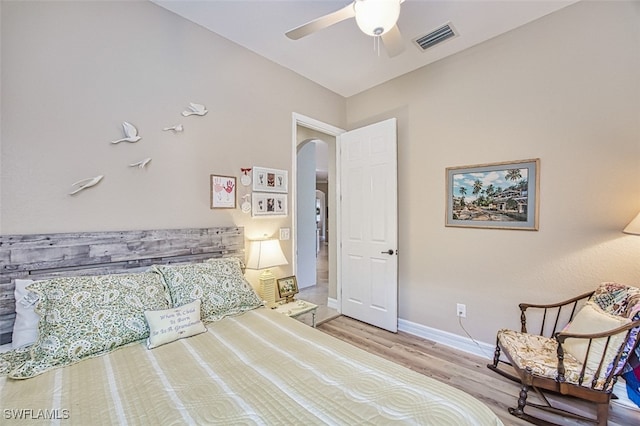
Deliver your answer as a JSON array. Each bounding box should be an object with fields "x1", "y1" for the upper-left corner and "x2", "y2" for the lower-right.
[{"x1": 354, "y1": 0, "x2": 401, "y2": 37}]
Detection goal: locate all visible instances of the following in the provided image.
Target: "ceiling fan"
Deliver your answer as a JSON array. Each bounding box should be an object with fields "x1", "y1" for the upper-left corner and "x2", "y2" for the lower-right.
[{"x1": 285, "y1": 0, "x2": 406, "y2": 58}]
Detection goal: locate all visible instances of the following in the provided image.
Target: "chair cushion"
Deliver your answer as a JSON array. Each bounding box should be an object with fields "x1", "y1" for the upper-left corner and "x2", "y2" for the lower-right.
[
  {"x1": 562, "y1": 302, "x2": 630, "y2": 373},
  {"x1": 498, "y1": 329, "x2": 611, "y2": 390}
]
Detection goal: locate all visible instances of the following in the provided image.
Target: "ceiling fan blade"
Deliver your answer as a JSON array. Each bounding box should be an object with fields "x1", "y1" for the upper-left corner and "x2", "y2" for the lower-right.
[
  {"x1": 285, "y1": 2, "x2": 356, "y2": 40},
  {"x1": 381, "y1": 24, "x2": 405, "y2": 58}
]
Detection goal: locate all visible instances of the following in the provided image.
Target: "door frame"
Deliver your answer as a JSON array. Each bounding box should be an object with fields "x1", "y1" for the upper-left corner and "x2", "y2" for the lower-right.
[{"x1": 291, "y1": 113, "x2": 345, "y2": 312}]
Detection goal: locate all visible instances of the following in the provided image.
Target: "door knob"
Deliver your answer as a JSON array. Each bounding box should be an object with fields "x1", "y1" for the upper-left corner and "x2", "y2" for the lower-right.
[{"x1": 381, "y1": 249, "x2": 395, "y2": 255}]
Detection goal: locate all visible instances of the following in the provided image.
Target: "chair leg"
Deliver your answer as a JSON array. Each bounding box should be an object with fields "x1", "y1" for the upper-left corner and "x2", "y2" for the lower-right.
[
  {"x1": 596, "y1": 402, "x2": 609, "y2": 426},
  {"x1": 508, "y1": 384, "x2": 559, "y2": 426},
  {"x1": 486, "y1": 338, "x2": 522, "y2": 383},
  {"x1": 509, "y1": 382, "x2": 530, "y2": 417},
  {"x1": 491, "y1": 336, "x2": 501, "y2": 367}
]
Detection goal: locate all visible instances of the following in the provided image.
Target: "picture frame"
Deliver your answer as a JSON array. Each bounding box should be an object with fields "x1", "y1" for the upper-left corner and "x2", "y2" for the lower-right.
[
  {"x1": 277, "y1": 275, "x2": 299, "y2": 302},
  {"x1": 252, "y1": 166, "x2": 288, "y2": 193},
  {"x1": 445, "y1": 158, "x2": 540, "y2": 230},
  {"x1": 251, "y1": 192, "x2": 287, "y2": 217},
  {"x1": 210, "y1": 175, "x2": 236, "y2": 209}
]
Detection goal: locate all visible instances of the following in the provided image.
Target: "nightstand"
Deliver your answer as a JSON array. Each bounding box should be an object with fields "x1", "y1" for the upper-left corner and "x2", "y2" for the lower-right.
[{"x1": 273, "y1": 300, "x2": 318, "y2": 327}]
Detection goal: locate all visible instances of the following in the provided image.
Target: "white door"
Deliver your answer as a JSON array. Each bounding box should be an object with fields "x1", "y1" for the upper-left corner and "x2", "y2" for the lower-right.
[{"x1": 339, "y1": 118, "x2": 398, "y2": 332}]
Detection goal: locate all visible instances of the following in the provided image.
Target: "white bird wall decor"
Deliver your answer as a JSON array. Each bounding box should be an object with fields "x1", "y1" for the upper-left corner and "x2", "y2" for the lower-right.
[
  {"x1": 163, "y1": 124, "x2": 184, "y2": 132},
  {"x1": 69, "y1": 175, "x2": 104, "y2": 195},
  {"x1": 111, "y1": 121, "x2": 141, "y2": 144},
  {"x1": 181, "y1": 103, "x2": 208, "y2": 117},
  {"x1": 129, "y1": 158, "x2": 152, "y2": 169}
]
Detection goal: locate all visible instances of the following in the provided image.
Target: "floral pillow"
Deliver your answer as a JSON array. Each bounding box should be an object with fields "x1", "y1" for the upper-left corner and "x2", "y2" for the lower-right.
[
  {"x1": 9, "y1": 272, "x2": 171, "y2": 379},
  {"x1": 151, "y1": 257, "x2": 262, "y2": 323}
]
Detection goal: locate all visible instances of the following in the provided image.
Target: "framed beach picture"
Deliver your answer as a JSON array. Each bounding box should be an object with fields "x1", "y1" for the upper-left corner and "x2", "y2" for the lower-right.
[
  {"x1": 277, "y1": 275, "x2": 299, "y2": 302},
  {"x1": 252, "y1": 167, "x2": 288, "y2": 193},
  {"x1": 445, "y1": 159, "x2": 540, "y2": 230},
  {"x1": 210, "y1": 175, "x2": 236, "y2": 209},
  {"x1": 251, "y1": 192, "x2": 287, "y2": 217}
]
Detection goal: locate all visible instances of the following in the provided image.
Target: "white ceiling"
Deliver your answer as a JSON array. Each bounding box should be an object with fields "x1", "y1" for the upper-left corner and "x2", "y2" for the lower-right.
[{"x1": 153, "y1": 0, "x2": 579, "y2": 97}]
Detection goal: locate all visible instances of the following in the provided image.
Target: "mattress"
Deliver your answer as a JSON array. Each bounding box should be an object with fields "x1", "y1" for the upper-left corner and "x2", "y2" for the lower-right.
[{"x1": 1, "y1": 308, "x2": 503, "y2": 425}]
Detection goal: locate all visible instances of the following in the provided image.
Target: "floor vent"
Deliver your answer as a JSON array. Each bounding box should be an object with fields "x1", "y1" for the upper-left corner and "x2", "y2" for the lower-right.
[{"x1": 413, "y1": 22, "x2": 457, "y2": 51}]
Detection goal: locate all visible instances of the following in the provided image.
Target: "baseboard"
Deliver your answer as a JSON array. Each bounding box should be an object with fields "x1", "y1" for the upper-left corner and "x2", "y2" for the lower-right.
[
  {"x1": 398, "y1": 317, "x2": 495, "y2": 360},
  {"x1": 327, "y1": 302, "x2": 493, "y2": 359},
  {"x1": 327, "y1": 297, "x2": 338, "y2": 310}
]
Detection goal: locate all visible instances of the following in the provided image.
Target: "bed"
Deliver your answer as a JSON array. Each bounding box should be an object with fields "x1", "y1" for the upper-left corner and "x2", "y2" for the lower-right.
[{"x1": 0, "y1": 227, "x2": 503, "y2": 425}]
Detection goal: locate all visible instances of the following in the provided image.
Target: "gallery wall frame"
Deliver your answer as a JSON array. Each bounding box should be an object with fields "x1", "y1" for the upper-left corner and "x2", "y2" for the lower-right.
[
  {"x1": 252, "y1": 167, "x2": 288, "y2": 193},
  {"x1": 445, "y1": 158, "x2": 540, "y2": 230},
  {"x1": 252, "y1": 192, "x2": 287, "y2": 217},
  {"x1": 210, "y1": 175, "x2": 236, "y2": 209}
]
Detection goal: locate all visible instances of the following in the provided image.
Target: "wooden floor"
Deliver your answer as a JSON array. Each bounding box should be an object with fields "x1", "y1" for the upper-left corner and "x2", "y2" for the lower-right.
[{"x1": 317, "y1": 315, "x2": 640, "y2": 426}]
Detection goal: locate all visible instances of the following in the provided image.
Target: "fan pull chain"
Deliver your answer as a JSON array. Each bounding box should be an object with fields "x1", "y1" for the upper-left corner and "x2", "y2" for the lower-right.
[{"x1": 374, "y1": 35, "x2": 381, "y2": 57}]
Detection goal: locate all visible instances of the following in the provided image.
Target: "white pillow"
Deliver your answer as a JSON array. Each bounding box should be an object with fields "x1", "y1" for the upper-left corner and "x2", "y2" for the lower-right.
[
  {"x1": 563, "y1": 302, "x2": 631, "y2": 372},
  {"x1": 12, "y1": 279, "x2": 40, "y2": 349},
  {"x1": 144, "y1": 299, "x2": 206, "y2": 349}
]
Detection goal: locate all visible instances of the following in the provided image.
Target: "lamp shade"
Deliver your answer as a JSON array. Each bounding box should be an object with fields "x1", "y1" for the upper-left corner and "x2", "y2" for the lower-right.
[
  {"x1": 623, "y1": 212, "x2": 640, "y2": 235},
  {"x1": 246, "y1": 239, "x2": 288, "y2": 270},
  {"x1": 354, "y1": 0, "x2": 401, "y2": 36}
]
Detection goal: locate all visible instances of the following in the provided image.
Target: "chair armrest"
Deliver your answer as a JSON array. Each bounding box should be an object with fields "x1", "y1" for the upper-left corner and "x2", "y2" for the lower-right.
[
  {"x1": 518, "y1": 291, "x2": 594, "y2": 336},
  {"x1": 519, "y1": 291, "x2": 594, "y2": 311},
  {"x1": 554, "y1": 319, "x2": 640, "y2": 387}
]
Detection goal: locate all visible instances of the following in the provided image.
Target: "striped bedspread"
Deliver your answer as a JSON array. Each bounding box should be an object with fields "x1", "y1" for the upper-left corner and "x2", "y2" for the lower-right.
[{"x1": 1, "y1": 309, "x2": 503, "y2": 425}]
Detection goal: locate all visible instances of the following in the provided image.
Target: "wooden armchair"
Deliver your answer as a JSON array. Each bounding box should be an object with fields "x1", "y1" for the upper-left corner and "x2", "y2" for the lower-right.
[{"x1": 487, "y1": 282, "x2": 640, "y2": 425}]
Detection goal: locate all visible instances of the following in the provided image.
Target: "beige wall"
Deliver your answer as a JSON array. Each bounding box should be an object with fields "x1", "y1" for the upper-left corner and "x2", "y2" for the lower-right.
[
  {"x1": 347, "y1": 0, "x2": 640, "y2": 343},
  {"x1": 0, "y1": 1, "x2": 345, "y2": 286}
]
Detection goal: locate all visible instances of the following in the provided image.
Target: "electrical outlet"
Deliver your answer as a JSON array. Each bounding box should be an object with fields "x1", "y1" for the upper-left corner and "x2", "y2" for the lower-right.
[
  {"x1": 279, "y1": 228, "x2": 290, "y2": 241},
  {"x1": 456, "y1": 303, "x2": 466, "y2": 318}
]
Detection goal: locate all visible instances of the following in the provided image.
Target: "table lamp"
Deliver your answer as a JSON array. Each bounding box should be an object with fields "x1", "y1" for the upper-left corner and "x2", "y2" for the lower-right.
[
  {"x1": 246, "y1": 238, "x2": 288, "y2": 307},
  {"x1": 623, "y1": 212, "x2": 640, "y2": 235}
]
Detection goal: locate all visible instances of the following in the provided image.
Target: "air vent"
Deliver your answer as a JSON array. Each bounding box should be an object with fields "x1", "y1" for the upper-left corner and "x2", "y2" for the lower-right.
[{"x1": 413, "y1": 22, "x2": 457, "y2": 51}]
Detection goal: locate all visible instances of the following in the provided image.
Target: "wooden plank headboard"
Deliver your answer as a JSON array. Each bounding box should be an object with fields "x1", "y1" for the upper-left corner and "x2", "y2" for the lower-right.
[{"x1": 0, "y1": 226, "x2": 245, "y2": 345}]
